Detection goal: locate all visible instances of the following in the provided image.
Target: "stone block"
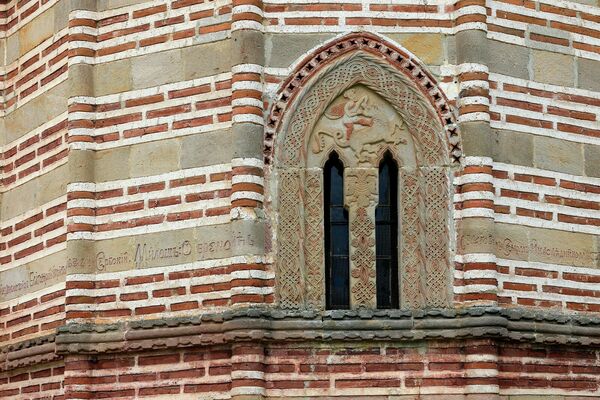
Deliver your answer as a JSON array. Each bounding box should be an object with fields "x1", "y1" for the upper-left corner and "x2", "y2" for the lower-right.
[
  {"x1": 1, "y1": 166, "x2": 67, "y2": 220},
  {"x1": 233, "y1": 123, "x2": 264, "y2": 159},
  {"x1": 578, "y1": 57, "x2": 600, "y2": 92},
  {"x1": 183, "y1": 40, "x2": 231, "y2": 80},
  {"x1": 69, "y1": 149, "x2": 95, "y2": 183},
  {"x1": 493, "y1": 129, "x2": 533, "y2": 167},
  {"x1": 94, "y1": 146, "x2": 131, "y2": 182},
  {"x1": 455, "y1": 30, "x2": 488, "y2": 65},
  {"x1": 265, "y1": 33, "x2": 335, "y2": 68},
  {"x1": 387, "y1": 33, "x2": 445, "y2": 65},
  {"x1": 457, "y1": 218, "x2": 496, "y2": 254},
  {"x1": 179, "y1": 129, "x2": 232, "y2": 169},
  {"x1": 94, "y1": 59, "x2": 132, "y2": 96},
  {"x1": 584, "y1": 144, "x2": 600, "y2": 178},
  {"x1": 69, "y1": 63, "x2": 94, "y2": 97},
  {"x1": 5, "y1": 82, "x2": 68, "y2": 143},
  {"x1": 488, "y1": 40, "x2": 529, "y2": 79},
  {"x1": 460, "y1": 121, "x2": 494, "y2": 157},
  {"x1": 5, "y1": 34, "x2": 19, "y2": 65},
  {"x1": 528, "y1": 227, "x2": 596, "y2": 268},
  {"x1": 19, "y1": 8, "x2": 55, "y2": 55},
  {"x1": 129, "y1": 139, "x2": 180, "y2": 178},
  {"x1": 132, "y1": 49, "x2": 184, "y2": 90},
  {"x1": 232, "y1": 30, "x2": 264, "y2": 66},
  {"x1": 532, "y1": 50, "x2": 574, "y2": 86},
  {"x1": 533, "y1": 135, "x2": 583, "y2": 175}
]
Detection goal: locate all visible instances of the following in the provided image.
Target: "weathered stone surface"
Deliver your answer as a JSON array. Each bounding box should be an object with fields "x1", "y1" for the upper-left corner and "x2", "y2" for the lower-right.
[
  {"x1": 461, "y1": 121, "x2": 494, "y2": 157},
  {"x1": 232, "y1": 30, "x2": 265, "y2": 66},
  {"x1": 69, "y1": 149, "x2": 95, "y2": 183},
  {"x1": 495, "y1": 223, "x2": 598, "y2": 267},
  {"x1": 265, "y1": 33, "x2": 335, "y2": 67},
  {"x1": 94, "y1": 59, "x2": 132, "y2": 96},
  {"x1": 578, "y1": 57, "x2": 600, "y2": 92},
  {"x1": 494, "y1": 129, "x2": 533, "y2": 167},
  {"x1": 455, "y1": 29, "x2": 488, "y2": 64},
  {"x1": 180, "y1": 129, "x2": 232, "y2": 169},
  {"x1": 458, "y1": 218, "x2": 496, "y2": 254},
  {"x1": 5, "y1": 34, "x2": 18, "y2": 65},
  {"x1": 129, "y1": 138, "x2": 180, "y2": 178},
  {"x1": 183, "y1": 40, "x2": 231, "y2": 80},
  {"x1": 4, "y1": 82, "x2": 68, "y2": 143},
  {"x1": 388, "y1": 33, "x2": 445, "y2": 65},
  {"x1": 0, "y1": 251, "x2": 66, "y2": 302},
  {"x1": 69, "y1": 63, "x2": 94, "y2": 97},
  {"x1": 488, "y1": 40, "x2": 529, "y2": 79},
  {"x1": 533, "y1": 135, "x2": 583, "y2": 175},
  {"x1": 132, "y1": 49, "x2": 184, "y2": 90},
  {"x1": 19, "y1": 9, "x2": 55, "y2": 55},
  {"x1": 1, "y1": 165, "x2": 67, "y2": 220},
  {"x1": 233, "y1": 123, "x2": 264, "y2": 159},
  {"x1": 584, "y1": 144, "x2": 600, "y2": 178},
  {"x1": 532, "y1": 50, "x2": 574, "y2": 86},
  {"x1": 94, "y1": 146, "x2": 131, "y2": 182},
  {"x1": 91, "y1": 223, "x2": 234, "y2": 273}
]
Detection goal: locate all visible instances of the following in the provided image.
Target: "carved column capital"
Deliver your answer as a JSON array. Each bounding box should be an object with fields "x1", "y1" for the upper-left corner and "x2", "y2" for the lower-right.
[{"x1": 344, "y1": 168, "x2": 378, "y2": 309}]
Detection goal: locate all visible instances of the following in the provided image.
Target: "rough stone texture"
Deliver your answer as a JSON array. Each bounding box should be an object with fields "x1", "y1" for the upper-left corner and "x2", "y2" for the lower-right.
[
  {"x1": 265, "y1": 33, "x2": 335, "y2": 67},
  {"x1": 488, "y1": 40, "x2": 529, "y2": 79},
  {"x1": 93, "y1": 59, "x2": 132, "y2": 96},
  {"x1": 129, "y1": 139, "x2": 181, "y2": 178},
  {"x1": 4, "y1": 82, "x2": 68, "y2": 142},
  {"x1": 388, "y1": 33, "x2": 445, "y2": 65},
  {"x1": 94, "y1": 146, "x2": 131, "y2": 182},
  {"x1": 578, "y1": 57, "x2": 600, "y2": 92},
  {"x1": 19, "y1": 9, "x2": 55, "y2": 55},
  {"x1": 132, "y1": 50, "x2": 184, "y2": 90},
  {"x1": 533, "y1": 135, "x2": 583, "y2": 175},
  {"x1": 584, "y1": 144, "x2": 600, "y2": 178},
  {"x1": 182, "y1": 40, "x2": 232, "y2": 80},
  {"x1": 531, "y1": 50, "x2": 575, "y2": 86},
  {"x1": 180, "y1": 129, "x2": 232, "y2": 169},
  {"x1": 493, "y1": 129, "x2": 534, "y2": 167},
  {"x1": 1, "y1": 166, "x2": 67, "y2": 219}
]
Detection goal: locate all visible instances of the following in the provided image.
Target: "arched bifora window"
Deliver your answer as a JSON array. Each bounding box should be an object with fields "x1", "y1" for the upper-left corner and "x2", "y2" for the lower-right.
[{"x1": 271, "y1": 34, "x2": 458, "y2": 311}]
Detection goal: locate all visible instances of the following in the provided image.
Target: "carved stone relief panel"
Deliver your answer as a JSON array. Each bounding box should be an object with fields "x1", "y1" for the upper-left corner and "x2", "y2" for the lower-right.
[
  {"x1": 345, "y1": 168, "x2": 378, "y2": 309},
  {"x1": 303, "y1": 169, "x2": 325, "y2": 309},
  {"x1": 307, "y1": 85, "x2": 415, "y2": 169},
  {"x1": 277, "y1": 169, "x2": 305, "y2": 309}
]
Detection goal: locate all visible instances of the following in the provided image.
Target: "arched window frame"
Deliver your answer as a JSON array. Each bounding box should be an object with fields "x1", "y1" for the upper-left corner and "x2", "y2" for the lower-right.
[{"x1": 268, "y1": 33, "x2": 460, "y2": 311}]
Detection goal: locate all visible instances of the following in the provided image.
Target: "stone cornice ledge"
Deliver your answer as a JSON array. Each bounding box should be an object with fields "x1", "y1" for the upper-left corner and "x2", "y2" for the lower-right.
[{"x1": 51, "y1": 307, "x2": 600, "y2": 354}]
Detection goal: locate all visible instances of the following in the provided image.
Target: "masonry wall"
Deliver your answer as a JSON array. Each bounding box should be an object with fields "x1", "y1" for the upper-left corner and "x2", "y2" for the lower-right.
[{"x1": 0, "y1": 0, "x2": 598, "y2": 398}]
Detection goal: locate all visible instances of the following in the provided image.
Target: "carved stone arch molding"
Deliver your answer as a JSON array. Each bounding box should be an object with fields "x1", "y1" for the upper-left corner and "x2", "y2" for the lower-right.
[{"x1": 266, "y1": 33, "x2": 461, "y2": 310}]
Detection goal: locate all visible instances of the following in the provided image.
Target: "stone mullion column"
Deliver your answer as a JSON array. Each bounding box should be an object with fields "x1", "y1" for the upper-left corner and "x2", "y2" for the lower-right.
[
  {"x1": 344, "y1": 168, "x2": 378, "y2": 309},
  {"x1": 229, "y1": 0, "x2": 268, "y2": 308}
]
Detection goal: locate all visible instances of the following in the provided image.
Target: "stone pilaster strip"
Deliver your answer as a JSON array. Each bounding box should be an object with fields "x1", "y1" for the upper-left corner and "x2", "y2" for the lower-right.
[{"x1": 344, "y1": 168, "x2": 378, "y2": 309}]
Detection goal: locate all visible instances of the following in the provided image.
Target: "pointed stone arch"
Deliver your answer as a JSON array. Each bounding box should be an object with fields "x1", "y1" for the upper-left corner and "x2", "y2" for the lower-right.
[
  {"x1": 266, "y1": 33, "x2": 459, "y2": 310},
  {"x1": 264, "y1": 32, "x2": 462, "y2": 167}
]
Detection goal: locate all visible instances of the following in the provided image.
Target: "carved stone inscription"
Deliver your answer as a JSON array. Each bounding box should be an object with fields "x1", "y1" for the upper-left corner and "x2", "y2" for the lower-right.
[
  {"x1": 0, "y1": 250, "x2": 66, "y2": 302},
  {"x1": 345, "y1": 168, "x2": 378, "y2": 309}
]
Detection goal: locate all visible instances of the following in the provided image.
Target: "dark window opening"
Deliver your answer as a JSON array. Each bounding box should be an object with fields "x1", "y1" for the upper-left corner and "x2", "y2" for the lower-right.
[
  {"x1": 376, "y1": 152, "x2": 399, "y2": 309},
  {"x1": 324, "y1": 152, "x2": 350, "y2": 309}
]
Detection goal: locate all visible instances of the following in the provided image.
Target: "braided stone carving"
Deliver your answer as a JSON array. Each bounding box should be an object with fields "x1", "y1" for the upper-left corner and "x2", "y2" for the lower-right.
[
  {"x1": 345, "y1": 168, "x2": 378, "y2": 308},
  {"x1": 304, "y1": 169, "x2": 325, "y2": 309}
]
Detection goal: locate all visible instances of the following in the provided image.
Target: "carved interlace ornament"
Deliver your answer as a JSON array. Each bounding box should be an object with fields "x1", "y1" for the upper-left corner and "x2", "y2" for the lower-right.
[
  {"x1": 273, "y1": 35, "x2": 455, "y2": 310},
  {"x1": 345, "y1": 168, "x2": 378, "y2": 308}
]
